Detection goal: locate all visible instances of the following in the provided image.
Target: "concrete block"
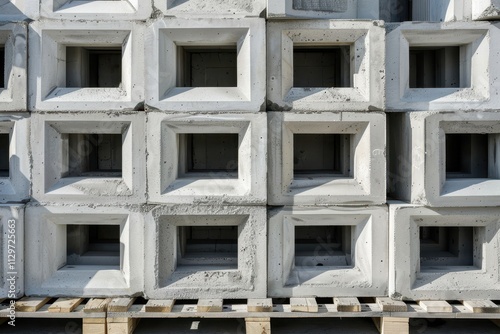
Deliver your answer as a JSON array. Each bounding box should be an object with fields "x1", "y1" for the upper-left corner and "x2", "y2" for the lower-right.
[
  {"x1": 144, "y1": 205, "x2": 266, "y2": 299},
  {"x1": 266, "y1": 20, "x2": 385, "y2": 112},
  {"x1": 389, "y1": 203, "x2": 500, "y2": 300},
  {"x1": 268, "y1": 205, "x2": 388, "y2": 297},
  {"x1": 147, "y1": 112, "x2": 266, "y2": 205},
  {"x1": 386, "y1": 22, "x2": 499, "y2": 111},
  {"x1": 0, "y1": 114, "x2": 30, "y2": 203},
  {"x1": 28, "y1": 20, "x2": 145, "y2": 112},
  {"x1": 0, "y1": 204, "x2": 24, "y2": 298},
  {"x1": 0, "y1": 0, "x2": 38, "y2": 21},
  {"x1": 268, "y1": 112, "x2": 386, "y2": 206},
  {"x1": 412, "y1": 0, "x2": 468, "y2": 22},
  {"x1": 154, "y1": 0, "x2": 266, "y2": 18},
  {"x1": 25, "y1": 205, "x2": 144, "y2": 297},
  {"x1": 267, "y1": 0, "x2": 379, "y2": 19},
  {"x1": 473, "y1": 0, "x2": 500, "y2": 20},
  {"x1": 41, "y1": 0, "x2": 151, "y2": 20},
  {"x1": 388, "y1": 111, "x2": 500, "y2": 207},
  {"x1": 145, "y1": 18, "x2": 266, "y2": 112},
  {"x1": 31, "y1": 112, "x2": 146, "y2": 205},
  {"x1": 0, "y1": 22, "x2": 27, "y2": 112}
]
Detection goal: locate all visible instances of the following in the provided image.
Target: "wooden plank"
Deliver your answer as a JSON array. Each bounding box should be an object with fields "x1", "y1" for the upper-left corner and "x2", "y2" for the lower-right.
[
  {"x1": 376, "y1": 297, "x2": 407, "y2": 312},
  {"x1": 418, "y1": 301, "x2": 453, "y2": 313},
  {"x1": 248, "y1": 299, "x2": 273, "y2": 312},
  {"x1": 380, "y1": 317, "x2": 409, "y2": 334},
  {"x1": 83, "y1": 298, "x2": 112, "y2": 313},
  {"x1": 463, "y1": 300, "x2": 500, "y2": 313},
  {"x1": 107, "y1": 318, "x2": 139, "y2": 334},
  {"x1": 82, "y1": 318, "x2": 106, "y2": 334},
  {"x1": 290, "y1": 298, "x2": 308, "y2": 312},
  {"x1": 108, "y1": 298, "x2": 135, "y2": 312},
  {"x1": 197, "y1": 299, "x2": 223, "y2": 312},
  {"x1": 334, "y1": 298, "x2": 361, "y2": 312},
  {"x1": 48, "y1": 298, "x2": 84, "y2": 313},
  {"x1": 245, "y1": 317, "x2": 271, "y2": 334},
  {"x1": 15, "y1": 297, "x2": 51, "y2": 312},
  {"x1": 145, "y1": 299, "x2": 175, "y2": 313}
]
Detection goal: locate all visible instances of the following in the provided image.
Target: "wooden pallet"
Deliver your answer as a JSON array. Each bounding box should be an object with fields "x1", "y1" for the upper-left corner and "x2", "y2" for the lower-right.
[{"x1": 2, "y1": 297, "x2": 500, "y2": 334}]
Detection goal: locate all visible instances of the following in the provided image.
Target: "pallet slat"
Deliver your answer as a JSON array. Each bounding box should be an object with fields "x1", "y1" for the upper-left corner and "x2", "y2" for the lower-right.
[
  {"x1": 463, "y1": 300, "x2": 500, "y2": 313},
  {"x1": 15, "y1": 297, "x2": 51, "y2": 312},
  {"x1": 376, "y1": 298, "x2": 407, "y2": 312},
  {"x1": 84, "y1": 298, "x2": 112, "y2": 313},
  {"x1": 108, "y1": 298, "x2": 136, "y2": 312},
  {"x1": 145, "y1": 300, "x2": 175, "y2": 313},
  {"x1": 197, "y1": 299, "x2": 223, "y2": 312},
  {"x1": 290, "y1": 298, "x2": 318, "y2": 313},
  {"x1": 335, "y1": 298, "x2": 361, "y2": 312},
  {"x1": 248, "y1": 299, "x2": 273, "y2": 312},
  {"x1": 418, "y1": 301, "x2": 453, "y2": 313},
  {"x1": 48, "y1": 298, "x2": 84, "y2": 313}
]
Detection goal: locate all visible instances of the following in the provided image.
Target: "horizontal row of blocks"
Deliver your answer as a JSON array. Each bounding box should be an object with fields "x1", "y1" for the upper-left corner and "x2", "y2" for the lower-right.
[
  {"x1": 3, "y1": 0, "x2": 500, "y2": 21},
  {"x1": 3, "y1": 111, "x2": 500, "y2": 207},
  {"x1": 1, "y1": 20, "x2": 500, "y2": 112},
  {"x1": 2, "y1": 203, "x2": 500, "y2": 301}
]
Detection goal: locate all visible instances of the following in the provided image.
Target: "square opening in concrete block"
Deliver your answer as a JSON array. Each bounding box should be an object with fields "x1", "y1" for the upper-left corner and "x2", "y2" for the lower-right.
[
  {"x1": 268, "y1": 112, "x2": 385, "y2": 205},
  {"x1": 386, "y1": 23, "x2": 493, "y2": 110},
  {"x1": 267, "y1": 21, "x2": 385, "y2": 112},
  {"x1": 146, "y1": 18, "x2": 265, "y2": 112},
  {"x1": 66, "y1": 224, "x2": 121, "y2": 267},
  {"x1": 29, "y1": 21, "x2": 144, "y2": 111},
  {"x1": 147, "y1": 113, "x2": 266, "y2": 204},
  {"x1": 419, "y1": 226, "x2": 478, "y2": 269},
  {"x1": 178, "y1": 133, "x2": 238, "y2": 178},
  {"x1": 66, "y1": 134, "x2": 123, "y2": 178},
  {"x1": 445, "y1": 134, "x2": 489, "y2": 179},
  {"x1": 294, "y1": 225, "x2": 353, "y2": 268},
  {"x1": 390, "y1": 205, "x2": 500, "y2": 300},
  {"x1": 145, "y1": 206, "x2": 266, "y2": 299},
  {"x1": 177, "y1": 225, "x2": 238, "y2": 269},
  {"x1": 268, "y1": 206, "x2": 388, "y2": 297},
  {"x1": 0, "y1": 133, "x2": 8, "y2": 177},
  {"x1": 25, "y1": 206, "x2": 144, "y2": 297},
  {"x1": 293, "y1": 134, "x2": 351, "y2": 177},
  {"x1": 31, "y1": 113, "x2": 146, "y2": 204},
  {"x1": 66, "y1": 47, "x2": 122, "y2": 88},
  {"x1": 293, "y1": 46, "x2": 351, "y2": 88},
  {"x1": 409, "y1": 46, "x2": 464, "y2": 88},
  {"x1": 41, "y1": 0, "x2": 150, "y2": 20},
  {"x1": 178, "y1": 47, "x2": 237, "y2": 88}
]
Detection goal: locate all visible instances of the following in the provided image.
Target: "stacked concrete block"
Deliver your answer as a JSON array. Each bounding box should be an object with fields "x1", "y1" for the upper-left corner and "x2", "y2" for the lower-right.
[
  {"x1": 145, "y1": 17, "x2": 266, "y2": 112},
  {"x1": 144, "y1": 205, "x2": 266, "y2": 299},
  {"x1": 386, "y1": 21, "x2": 497, "y2": 111},
  {"x1": 389, "y1": 203, "x2": 500, "y2": 300},
  {"x1": 268, "y1": 111, "x2": 386, "y2": 205},
  {"x1": 25, "y1": 205, "x2": 144, "y2": 297},
  {"x1": 155, "y1": 0, "x2": 266, "y2": 18},
  {"x1": 30, "y1": 112, "x2": 146, "y2": 205},
  {"x1": 41, "y1": 0, "x2": 152, "y2": 20},
  {"x1": 28, "y1": 20, "x2": 145, "y2": 112},
  {"x1": 0, "y1": 22, "x2": 27, "y2": 112},
  {"x1": 0, "y1": 204, "x2": 24, "y2": 298},
  {"x1": 267, "y1": 20, "x2": 386, "y2": 112},
  {"x1": 268, "y1": 206, "x2": 388, "y2": 297}
]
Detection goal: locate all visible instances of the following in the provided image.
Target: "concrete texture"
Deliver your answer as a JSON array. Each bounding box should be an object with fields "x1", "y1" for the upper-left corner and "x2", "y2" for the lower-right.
[
  {"x1": 268, "y1": 205, "x2": 388, "y2": 297},
  {"x1": 145, "y1": 17, "x2": 266, "y2": 112},
  {"x1": 266, "y1": 20, "x2": 385, "y2": 112},
  {"x1": 155, "y1": 0, "x2": 266, "y2": 18},
  {"x1": 25, "y1": 204, "x2": 144, "y2": 297},
  {"x1": 0, "y1": 114, "x2": 30, "y2": 203},
  {"x1": 388, "y1": 110, "x2": 500, "y2": 207},
  {"x1": 412, "y1": 0, "x2": 469, "y2": 22},
  {"x1": 473, "y1": 0, "x2": 500, "y2": 20},
  {"x1": 386, "y1": 21, "x2": 498, "y2": 111},
  {"x1": 268, "y1": 112, "x2": 386, "y2": 206},
  {"x1": 0, "y1": 204, "x2": 24, "y2": 298},
  {"x1": 28, "y1": 20, "x2": 145, "y2": 112},
  {"x1": 0, "y1": 0, "x2": 39, "y2": 21},
  {"x1": 0, "y1": 22, "x2": 27, "y2": 112},
  {"x1": 30, "y1": 112, "x2": 146, "y2": 205},
  {"x1": 147, "y1": 112, "x2": 267, "y2": 205},
  {"x1": 389, "y1": 202, "x2": 500, "y2": 300},
  {"x1": 41, "y1": 0, "x2": 152, "y2": 20},
  {"x1": 144, "y1": 205, "x2": 266, "y2": 299},
  {"x1": 267, "y1": 0, "x2": 379, "y2": 19}
]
